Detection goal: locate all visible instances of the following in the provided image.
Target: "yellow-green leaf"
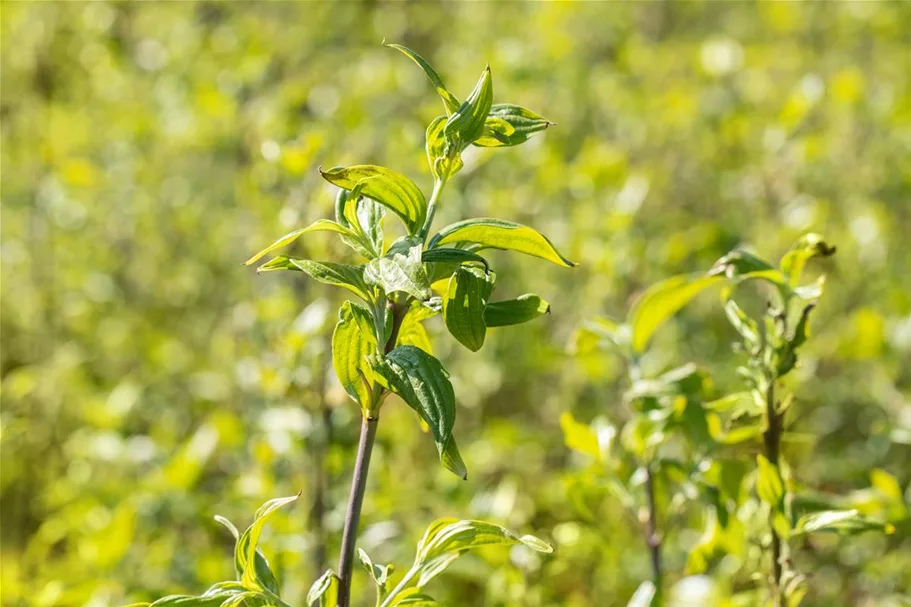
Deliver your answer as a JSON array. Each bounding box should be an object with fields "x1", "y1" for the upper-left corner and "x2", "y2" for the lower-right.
[
  {"x1": 560, "y1": 412, "x2": 601, "y2": 460},
  {"x1": 332, "y1": 301, "x2": 378, "y2": 412},
  {"x1": 430, "y1": 218, "x2": 575, "y2": 267},
  {"x1": 628, "y1": 274, "x2": 722, "y2": 353},
  {"x1": 384, "y1": 42, "x2": 461, "y2": 114},
  {"x1": 320, "y1": 165, "x2": 426, "y2": 235},
  {"x1": 443, "y1": 266, "x2": 495, "y2": 352}
]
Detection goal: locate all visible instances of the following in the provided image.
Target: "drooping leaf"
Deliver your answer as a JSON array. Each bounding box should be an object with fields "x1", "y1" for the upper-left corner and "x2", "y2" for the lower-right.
[
  {"x1": 793, "y1": 509, "x2": 895, "y2": 536},
  {"x1": 474, "y1": 104, "x2": 554, "y2": 147},
  {"x1": 384, "y1": 42, "x2": 461, "y2": 114},
  {"x1": 238, "y1": 494, "x2": 300, "y2": 592},
  {"x1": 257, "y1": 257, "x2": 373, "y2": 302},
  {"x1": 369, "y1": 346, "x2": 464, "y2": 478},
  {"x1": 430, "y1": 218, "x2": 575, "y2": 267},
  {"x1": 412, "y1": 518, "x2": 553, "y2": 587},
  {"x1": 443, "y1": 266, "x2": 495, "y2": 351},
  {"x1": 560, "y1": 412, "x2": 601, "y2": 461},
  {"x1": 628, "y1": 274, "x2": 722, "y2": 353},
  {"x1": 779, "y1": 233, "x2": 836, "y2": 287},
  {"x1": 365, "y1": 237, "x2": 432, "y2": 300},
  {"x1": 484, "y1": 294, "x2": 550, "y2": 327},
  {"x1": 320, "y1": 166, "x2": 426, "y2": 235},
  {"x1": 306, "y1": 569, "x2": 339, "y2": 607},
  {"x1": 425, "y1": 115, "x2": 463, "y2": 181},
  {"x1": 444, "y1": 67, "x2": 493, "y2": 147},
  {"x1": 244, "y1": 220, "x2": 358, "y2": 266},
  {"x1": 332, "y1": 301, "x2": 378, "y2": 412}
]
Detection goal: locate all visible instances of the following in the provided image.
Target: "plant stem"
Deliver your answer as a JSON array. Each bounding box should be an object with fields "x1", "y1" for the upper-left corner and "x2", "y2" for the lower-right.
[
  {"x1": 644, "y1": 463, "x2": 662, "y2": 587},
  {"x1": 379, "y1": 566, "x2": 419, "y2": 607},
  {"x1": 763, "y1": 379, "x2": 784, "y2": 606},
  {"x1": 337, "y1": 415, "x2": 379, "y2": 607},
  {"x1": 418, "y1": 177, "x2": 447, "y2": 242}
]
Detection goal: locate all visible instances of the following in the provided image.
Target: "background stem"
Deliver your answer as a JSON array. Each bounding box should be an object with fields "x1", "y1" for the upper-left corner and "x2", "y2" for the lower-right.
[
  {"x1": 644, "y1": 463, "x2": 662, "y2": 587},
  {"x1": 337, "y1": 416, "x2": 379, "y2": 607},
  {"x1": 763, "y1": 380, "x2": 784, "y2": 606}
]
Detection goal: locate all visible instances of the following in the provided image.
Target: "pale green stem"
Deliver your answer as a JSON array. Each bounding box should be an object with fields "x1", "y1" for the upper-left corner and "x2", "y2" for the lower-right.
[
  {"x1": 418, "y1": 177, "x2": 448, "y2": 242},
  {"x1": 379, "y1": 566, "x2": 419, "y2": 607}
]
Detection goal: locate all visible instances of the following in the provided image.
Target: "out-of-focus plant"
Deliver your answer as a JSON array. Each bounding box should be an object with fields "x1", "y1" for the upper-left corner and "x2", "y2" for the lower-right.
[
  {"x1": 123, "y1": 42, "x2": 568, "y2": 607},
  {"x1": 569, "y1": 235, "x2": 898, "y2": 606}
]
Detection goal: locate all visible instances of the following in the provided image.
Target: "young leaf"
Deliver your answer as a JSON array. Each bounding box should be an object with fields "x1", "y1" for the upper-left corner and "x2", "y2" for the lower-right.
[
  {"x1": 358, "y1": 548, "x2": 394, "y2": 600},
  {"x1": 780, "y1": 233, "x2": 836, "y2": 287},
  {"x1": 721, "y1": 286, "x2": 760, "y2": 345},
  {"x1": 237, "y1": 494, "x2": 300, "y2": 592},
  {"x1": 627, "y1": 581, "x2": 657, "y2": 607},
  {"x1": 628, "y1": 274, "x2": 722, "y2": 353},
  {"x1": 244, "y1": 220, "x2": 358, "y2": 266},
  {"x1": 484, "y1": 294, "x2": 550, "y2": 327},
  {"x1": 365, "y1": 237, "x2": 432, "y2": 300},
  {"x1": 421, "y1": 247, "x2": 489, "y2": 271},
  {"x1": 368, "y1": 346, "x2": 464, "y2": 478},
  {"x1": 425, "y1": 115, "x2": 463, "y2": 181},
  {"x1": 430, "y1": 218, "x2": 575, "y2": 267},
  {"x1": 307, "y1": 569, "x2": 340, "y2": 607},
  {"x1": 397, "y1": 305, "x2": 434, "y2": 354},
  {"x1": 258, "y1": 257, "x2": 373, "y2": 303},
  {"x1": 384, "y1": 42, "x2": 461, "y2": 114},
  {"x1": 332, "y1": 301, "x2": 378, "y2": 412},
  {"x1": 413, "y1": 518, "x2": 553, "y2": 587},
  {"x1": 444, "y1": 67, "x2": 493, "y2": 147},
  {"x1": 792, "y1": 509, "x2": 895, "y2": 536},
  {"x1": 474, "y1": 104, "x2": 554, "y2": 147},
  {"x1": 443, "y1": 266, "x2": 495, "y2": 351},
  {"x1": 320, "y1": 165, "x2": 426, "y2": 235},
  {"x1": 393, "y1": 594, "x2": 443, "y2": 606}
]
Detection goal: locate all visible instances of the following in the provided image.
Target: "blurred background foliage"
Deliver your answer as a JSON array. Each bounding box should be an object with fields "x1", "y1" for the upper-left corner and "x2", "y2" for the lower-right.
[{"x1": 1, "y1": 2, "x2": 910, "y2": 606}]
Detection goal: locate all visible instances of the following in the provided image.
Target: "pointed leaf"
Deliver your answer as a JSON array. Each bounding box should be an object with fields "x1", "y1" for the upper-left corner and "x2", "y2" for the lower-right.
[
  {"x1": 430, "y1": 218, "x2": 575, "y2": 267},
  {"x1": 384, "y1": 42, "x2": 461, "y2": 114},
  {"x1": 628, "y1": 274, "x2": 722, "y2": 353},
  {"x1": 484, "y1": 294, "x2": 550, "y2": 327},
  {"x1": 422, "y1": 247, "x2": 489, "y2": 271},
  {"x1": 368, "y1": 346, "x2": 464, "y2": 478},
  {"x1": 793, "y1": 509, "x2": 895, "y2": 536},
  {"x1": 474, "y1": 104, "x2": 554, "y2": 147},
  {"x1": 307, "y1": 569, "x2": 339, "y2": 607},
  {"x1": 320, "y1": 166, "x2": 426, "y2": 235},
  {"x1": 627, "y1": 581, "x2": 657, "y2": 607},
  {"x1": 358, "y1": 548, "x2": 394, "y2": 599},
  {"x1": 238, "y1": 494, "x2": 299, "y2": 592},
  {"x1": 258, "y1": 257, "x2": 373, "y2": 302},
  {"x1": 413, "y1": 518, "x2": 553, "y2": 587},
  {"x1": 394, "y1": 594, "x2": 443, "y2": 607},
  {"x1": 425, "y1": 115, "x2": 463, "y2": 181},
  {"x1": 780, "y1": 233, "x2": 836, "y2": 287},
  {"x1": 332, "y1": 301, "x2": 378, "y2": 412},
  {"x1": 245, "y1": 220, "x2": 358, "y2": 266},
  {"x1": 443, "y1": 266, "x2": 495, "y2": 351},
  {"x1": 397, "y1": 305, "x2": 434, "y2": 355},
  {"x1": 443, "y1": 67, "x2": 493, "y2": 146},
  {"x1": 756, "y1": 455, "x2": 785, "y2": 510}
]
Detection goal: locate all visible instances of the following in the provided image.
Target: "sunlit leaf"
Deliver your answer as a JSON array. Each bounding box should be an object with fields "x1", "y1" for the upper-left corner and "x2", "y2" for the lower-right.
[
  {"x1": 474, "y1": 104, "x2": 554, "y2": 147},
  {"x1": 560, "y1": 412, "x2": 601, "y2": 461},
  {"x1": 307, "y1": 569, "x2": 339, "y2": 607},
  {"x1": 425, "y1": 115, "x2": 463, "y2": 181},
  {"x1": 756, "y1": 455, "x2": 785, "y2": 510},
  {"x1": 397, "y1": 304, "x2": 434, "y2": 355},
  {"x1": 793, "y1": 509, "x2": 894, "y2": 536},
  {"x1": 358, "y1": 548, "x2": 393, "y2": 600},
  {"x1": 628, "y1": 274, "x2": 722, "y2": 353},
  {"x1": 238, "y1": 494, "x2": 299, "y2": 592},
  {"x1": 365, "y1": 237, "x2": 431, "y2": 300},
  {"x1": 780, "y1": 233, "x2": 836, "y2": 287},
  {"x1": 332, "y1": 301, "x2": 378, "y2": 412},
  {"x1": 627, "y1": 581, "x2": 657, "y2": 607},
  {"x1": 444, "y1": 67, "x2": 493, "y2": 146},
  {"x1": 430, "y1": 218, "x2": 575, "y2": 267},
  {"x1": 244, "y1": 220, "x2": 358, "y2": 266},
  {"x1": 484, "y1": 294, "x2": 550, "y2": 327},
  {"x1": 443, "y1": 266, "x2": 495, "y2": 351},
  {"x1": 320, "y1": 165, "x2": 426, "y2": 235},
  {"x1": 384, "y1": 42, "x2": 461, "y2": 114},
  {"x1": 257, "y1": 257, "x2": 373, "y2": 302}
]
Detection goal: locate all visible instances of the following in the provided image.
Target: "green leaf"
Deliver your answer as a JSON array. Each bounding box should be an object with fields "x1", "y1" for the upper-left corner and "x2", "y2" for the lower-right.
[
  {"x1": 307, "y1": 569, "x2": 339, "y2": 607},
  {"x1": 570, "y1": 317, "x2": 630, "y2": 354},
  {"x1": 384, "y1": 42, "x2": 461, "y2": 114},
  {"x1": 394, "y1": 594, "x2": 443, "y2": 606},
  {"x1": 245, "y1": 220, "x2": 358, "y2": 266},
  {"x1": 430, "y1": 218, "x2": 575, "y2": 267},
  {"x1": 332, "y1": 301, "x2": 378, "y2": 412},
  {"x1": 413, "y1": 518, "x2": 553, "y2": 587},
  {"x1": 365, "y1": 237, "x2": 432, "y2": 300},
  {"x1": 780, "y1": 233, "x2": 836, "y2": 287},
  {"x1": 320, "y1": 165, "x2": 426, "y2": 235},
  {"x1": 397, "y1": 304, "x2": 434, "y2": 355},
  {"x1": 756, "y1": 455, "x2": 785, "y2": 509},
  {"x1": 238, "y1": 494, "x2": 299, "y2": 592},
  {"x1": 358, "y1": 548, "x2": 394, "y2": 600},
  {"x1": 484, "y1": 294, "x2": 550, "y2": 327},
  {"x1": 425, "y1": 115, "x2": 463, "y2": 181},
  {"x1": 257, "y1": 257, "x2": 373, "y2": 302},
  {"x1": 443, "y1": 266, "x2": 495, "y2": 351},
  {"x1": 474, "y1": 104, "x2": 554, "y2": 147},
  {"x1": 560, "y1": 412, "x2": 601, "y2": 460},
  {"x1": 628, "y1": 274, "x2": 722, "y2": 353},
  {"x1": 422, "y1": 247, "x2": 489, "y2": 272},
  {"x1": 793, "y1": 509, "x2": 895, "y2": 536},
  {"x1": 444, "y1": 67, "x2": 493, "y2": 146},
  {"x1": 369, "y1": 346, "x2": 465, "y2": 478},
  {"x1": 721, "y1": 285, "x2": 760, "y2": 345}
]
